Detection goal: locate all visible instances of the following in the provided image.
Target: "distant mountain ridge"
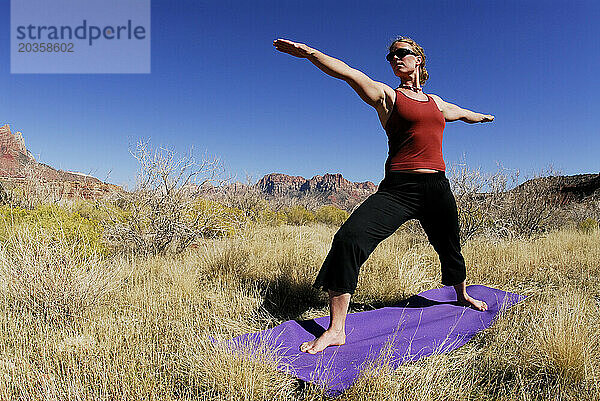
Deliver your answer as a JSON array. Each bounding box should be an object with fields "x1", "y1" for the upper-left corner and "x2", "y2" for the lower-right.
[
  {"x1": 256, "y1": 172, "x2": 377, "y2": 211},
  {"x1": 0, "y1": 124, "x2": 119, "y2": 199},
  {"x1": 254, "y1": 171, "x2": 600, "y2": 212},
  {"x1": 514, "y1": 173, "x2": 600, "y2": 201}
]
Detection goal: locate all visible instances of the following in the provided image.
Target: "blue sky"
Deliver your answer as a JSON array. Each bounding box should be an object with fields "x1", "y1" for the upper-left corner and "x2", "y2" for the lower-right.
[{"x1": 1, "y1": 0, "x2": 599, "y2": 187}]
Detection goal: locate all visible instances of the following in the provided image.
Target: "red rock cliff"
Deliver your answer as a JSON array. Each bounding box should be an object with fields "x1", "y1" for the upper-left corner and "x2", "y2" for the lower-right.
[
  {"x1": 257, "y1": 172, "x2": 377, "y2": 211},
  {"x1": 0, "y1": 124, "x2": 120, "y2": 199}
]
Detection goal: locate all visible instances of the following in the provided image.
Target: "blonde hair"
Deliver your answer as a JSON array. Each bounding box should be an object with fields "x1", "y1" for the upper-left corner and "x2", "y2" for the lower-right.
[{"x1": 389, "y1": 36, "x2": 429, "y2": 86}]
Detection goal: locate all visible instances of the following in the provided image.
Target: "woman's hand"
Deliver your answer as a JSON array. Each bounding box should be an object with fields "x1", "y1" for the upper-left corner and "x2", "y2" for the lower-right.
[
  {"x1": 481, "y1": 114, "x2": 495, "y2": 122},
  {"x1": 273, "y1": 39, "x2": 315, "y2": 58}
]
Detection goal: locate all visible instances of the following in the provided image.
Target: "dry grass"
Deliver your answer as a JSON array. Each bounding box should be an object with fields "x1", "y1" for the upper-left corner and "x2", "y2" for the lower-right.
[
  {"x1": 1, "y1": 218, "x2": 599, "y2": 400},
  {"x1": 0, "y1": 225, "x2": 123, "y2": 321}
]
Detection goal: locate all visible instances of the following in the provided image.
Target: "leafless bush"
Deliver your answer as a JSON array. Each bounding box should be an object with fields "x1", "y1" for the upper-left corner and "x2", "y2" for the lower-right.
[
  {"x1": 0, "y1": 181, "x2": 8, "y2": 205},
  {"x1": 447, "y1": 161, "x2": 509, "y2": 242},
  {"x1": 102, "y1": 140, "x2": 242, "y2": 255},
  {"x1": 554, "y1": 198, "x2": 600, "y2": 230},
  {"x1": 500, "y1": 168, "x2": 562, "y2": 238},
  {"x1": 401, "y1": 219, "x2": 427, "y2": 238},
  {"x1": 448, "y1": 160, "x2": 563, "y2": 241}
]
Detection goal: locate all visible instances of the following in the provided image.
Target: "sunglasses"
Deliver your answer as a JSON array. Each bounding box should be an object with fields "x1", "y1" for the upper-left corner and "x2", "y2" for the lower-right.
[{"x1": 386, "y1": 48, "x2": 416, "y2": 62}]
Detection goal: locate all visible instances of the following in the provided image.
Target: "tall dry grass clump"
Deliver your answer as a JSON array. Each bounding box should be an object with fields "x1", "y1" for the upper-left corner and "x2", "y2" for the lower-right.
[
  {"x1": 520, "y1": 291, "x2": 599, "y2": 386},
  {"x1": 0, "y1": 222, "x2": 123, "y2": 320},
  {"x1": 0, "y1": 223, "x2": 131, "y2": 399},
  {"x1": 180, "y1": 335, "x2": 298, "y2": 401},
  {"x1": 339, "y1": 350, "x2": 479, "y2": 401}
]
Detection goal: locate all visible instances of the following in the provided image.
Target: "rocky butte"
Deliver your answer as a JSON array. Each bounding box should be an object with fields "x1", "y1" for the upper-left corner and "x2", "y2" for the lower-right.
[
  {"x1": 0, "y1": 124, "x2": 119, "y2": 199},
  {"x1": 257, "y1": 172, "x2": 377, "y2": 211}
]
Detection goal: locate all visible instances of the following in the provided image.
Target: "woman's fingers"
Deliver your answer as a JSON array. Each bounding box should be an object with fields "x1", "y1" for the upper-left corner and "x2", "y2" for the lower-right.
[
  {"x1": 274, "y1": 42, "x2": 294, "y2": 52},
  {"x1": 273, "y1": 38, "x2": 295, "y2": 51},
  {"x1": 273, "y1": 38, "x2": 310, "y2": 58},
  {"x1": 273, "y1": 39, "x2": 299, "y2": 53},
  {"x1": 273, "y1": 38, "x2": 294, "y2": 46}
]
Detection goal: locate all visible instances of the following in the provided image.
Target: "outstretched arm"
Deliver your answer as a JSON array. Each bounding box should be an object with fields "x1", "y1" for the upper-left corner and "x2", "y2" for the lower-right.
[
  {"x1": 273, "y1": 38, "x2": 393, "y2": 111},
  {"x1": 429, "y1": 94, "x2": 495, "y2": 124}
]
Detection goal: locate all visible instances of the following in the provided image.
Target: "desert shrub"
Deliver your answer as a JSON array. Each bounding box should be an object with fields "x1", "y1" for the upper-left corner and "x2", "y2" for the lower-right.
[
  {"x1": 213, "y1": 181, "x2": 288, "y2": 226},
  {"x1": 189, "y1": 199, "x2": 247, "y2": 237},
  {"x1": 447, "y1": 161, "x2": 510, "y2": 243},
  {"x1": 215, "y1": 178, "x2": 269, "y2": 218},
  {"x1": 399, "y1": 219, "x2": 427, "y2": 239},
  {"x1": 255, "y1": 208, "x2": 287, "y2": 226},
  {"x1": 268, "y1": 193, "x2": 328, "y2": 215},
  {"x1": 499, "y1": 172, "x2": 561, "y2": 238},
  {"x1": 448, "y1": 160, "x2": 564, "y2": 240},
  {"x1": 0, "y1": 181, "x2": 9, "y2": 205},
  {"x1": 281, "y1": 205, "x2": 315, "y2": 226},
  {"x1": 578, "y1": 218, "x2": 598, "y2": 234},
  {"x1": 555, "y1": 199, "x2": 600, "y2": 229},
  {"x1": 315, "y1": 205, "x2": 349, "y2": 226},
  {"x1": 102, "y1": 141, "x2": 244, "y2": 255},
  {"x1": 67, "y1": 199, "x2": 109, "y2": 222},
  {"x1": 0, "y1": 204, "x2": 107, "y2": 257}
]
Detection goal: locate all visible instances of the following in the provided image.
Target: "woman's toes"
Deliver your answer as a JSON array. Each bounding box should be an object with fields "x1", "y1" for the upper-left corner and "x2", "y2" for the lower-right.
[{"x1": 300, "y1": 341, "x2": 312, "y2": 352}]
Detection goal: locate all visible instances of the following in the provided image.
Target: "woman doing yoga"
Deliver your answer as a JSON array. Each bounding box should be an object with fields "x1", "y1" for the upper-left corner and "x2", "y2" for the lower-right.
[{"x1": 273, "y1": 37, "x2": 494, "y2": 354}]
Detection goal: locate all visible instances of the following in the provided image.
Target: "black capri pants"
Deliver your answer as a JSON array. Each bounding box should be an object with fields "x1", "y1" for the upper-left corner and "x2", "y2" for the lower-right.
[{"x1": 313, "y1": 171, "x2": 466, "y2": 294}]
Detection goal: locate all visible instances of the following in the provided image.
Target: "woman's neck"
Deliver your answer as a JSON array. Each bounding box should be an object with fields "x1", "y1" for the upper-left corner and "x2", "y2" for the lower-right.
[
  {"x1": 399, "y1": 83, "x2": 422, "y2": 92},
  {"x1": 401, "y1": 78, "x2": 419, "y2": 88},
  {"x1": 400, "y1": 68, "x2": 421, "y2": 90}
]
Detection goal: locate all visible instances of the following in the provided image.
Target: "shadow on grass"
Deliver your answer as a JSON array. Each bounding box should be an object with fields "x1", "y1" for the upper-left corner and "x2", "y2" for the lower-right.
[
  {"x1": 256, "y1": 276, "x2": 324, "y2": 321},
  {"x1": 255, "y1": 274, "x2": 452, "y2": 323}
]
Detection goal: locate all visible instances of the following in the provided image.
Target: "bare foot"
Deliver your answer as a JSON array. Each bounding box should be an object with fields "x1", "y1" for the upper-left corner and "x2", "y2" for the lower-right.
[
  {"x1": 456, "y1": 295, "x2": 488, "y2": 311},
  {"x1": 300, "y1": 329, "x2": 346, "y2": 354}
]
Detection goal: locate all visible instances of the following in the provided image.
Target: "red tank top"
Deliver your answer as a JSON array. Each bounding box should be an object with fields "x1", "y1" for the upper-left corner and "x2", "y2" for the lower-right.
[{"x1": 384, "y1": 89, "x2": 446, "y2": 172}]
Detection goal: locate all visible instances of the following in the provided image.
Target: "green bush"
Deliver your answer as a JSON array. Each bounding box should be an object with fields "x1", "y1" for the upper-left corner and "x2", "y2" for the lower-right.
[
  {"x1": 578, "y1": 218, "x2": 598, "y2": 234},
  {"x1": 315, "y1": 205, "x2": 349, "y2": 226},
  {"x1": 256, "y1": 208, "x2": 287, "y2": 226},
  {"x1": 69, "y1": 199, "x2": 110, "y2": 222},
  {"x1": 0, "y1": 204, "x2": 108, "y2": 257},
  {"x1": 189, "y1": 198, "x2": 247, "y2": 238},
  {"x1": 282, "y1": 205, "x2": 315, "y2": 226}
]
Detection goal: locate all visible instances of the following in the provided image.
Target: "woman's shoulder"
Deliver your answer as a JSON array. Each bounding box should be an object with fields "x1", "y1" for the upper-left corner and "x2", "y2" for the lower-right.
[
  {"x1": 383, "y1": 84, "x2": 397, "y2": 97},
  {"x1": 426, "y1": 93, "x2": 445, "y2": 112}
]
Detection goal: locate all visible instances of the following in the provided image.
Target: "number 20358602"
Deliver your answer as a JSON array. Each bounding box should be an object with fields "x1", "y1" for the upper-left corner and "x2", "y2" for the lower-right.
[{"x1": 18, "y1": 42, "x2": 74, "y2": 52}]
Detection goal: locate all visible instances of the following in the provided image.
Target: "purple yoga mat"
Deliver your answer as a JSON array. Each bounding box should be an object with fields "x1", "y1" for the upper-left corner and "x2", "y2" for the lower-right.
[{"x1": 227, "y1": 285, "x2": 525, "y2": 394}]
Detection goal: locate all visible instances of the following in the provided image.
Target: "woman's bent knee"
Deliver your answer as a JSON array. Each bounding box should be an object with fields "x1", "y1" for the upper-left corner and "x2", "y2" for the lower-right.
[{"x1": 333, "y1": 225, "x2": 363, "y2": 245}]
